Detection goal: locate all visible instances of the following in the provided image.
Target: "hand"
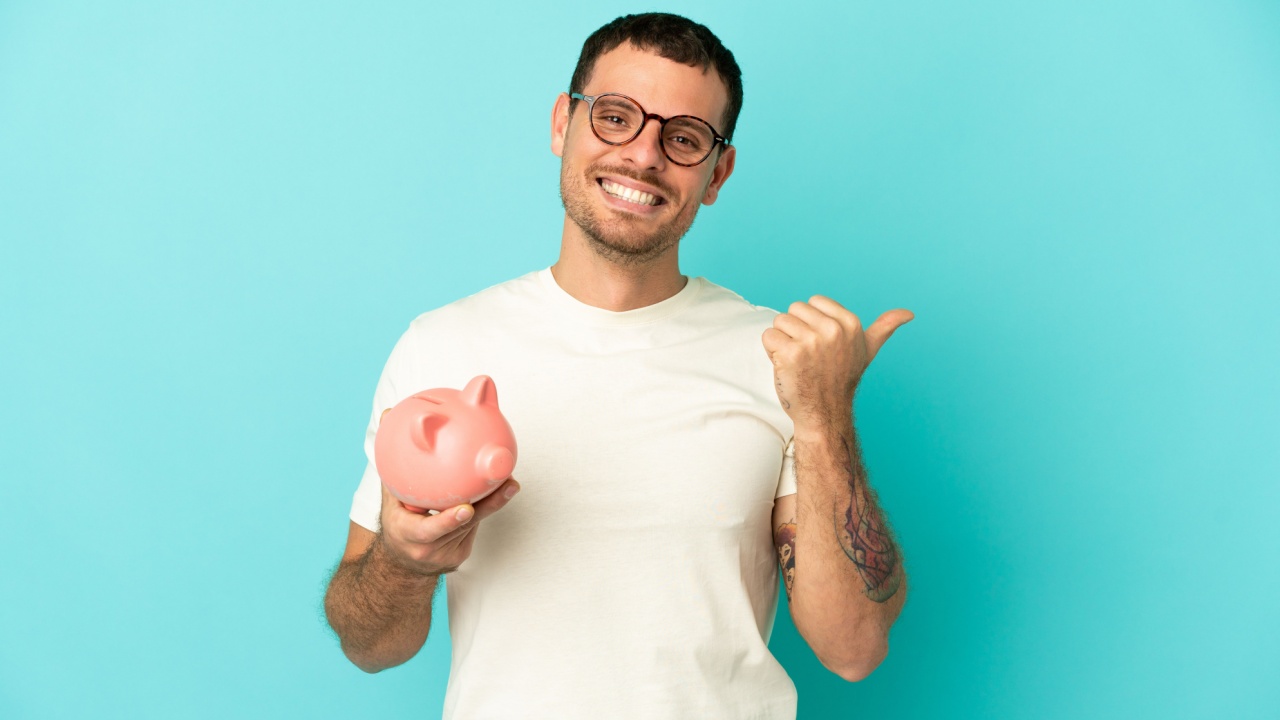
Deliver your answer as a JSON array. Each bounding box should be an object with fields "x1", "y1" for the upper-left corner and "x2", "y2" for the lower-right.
[
  {"x1": 761, "y1": 296, "x2": 913, "y2": 431},
  {"x1": 376, "y1": 478, "x2": 520, "y2": 576},
  {"x1": 374, "y1": 411, "x2": 521, "y2": 576}
]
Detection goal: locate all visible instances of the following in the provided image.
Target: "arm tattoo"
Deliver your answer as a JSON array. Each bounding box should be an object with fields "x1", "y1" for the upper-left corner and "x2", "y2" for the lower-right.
[
  {"x1": 836, "y1": 432, "x2": 902, "y2": 603},
  {"x1": 774, "y1": 522, "x2": 797, "y2": 601}
]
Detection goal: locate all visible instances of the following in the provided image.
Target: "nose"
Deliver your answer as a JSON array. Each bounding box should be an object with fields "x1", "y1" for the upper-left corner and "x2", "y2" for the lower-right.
[
  {"x1": 617, "y1": 116, "x2": 667, "y2": 170},
  {"x1": 476, "y1": 443, "x2": 515, "y2": 482}
]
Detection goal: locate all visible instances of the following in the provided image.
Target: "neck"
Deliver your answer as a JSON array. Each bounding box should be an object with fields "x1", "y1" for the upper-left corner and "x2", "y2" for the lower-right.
[{"x1": 551, "y1": 215, "x2": 688, "y2": 312}]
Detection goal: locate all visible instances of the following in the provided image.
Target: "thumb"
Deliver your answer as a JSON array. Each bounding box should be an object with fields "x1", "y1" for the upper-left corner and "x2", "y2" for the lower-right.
[{"x1": 864, "y1": 309, "x2": 914, "y2": 360}]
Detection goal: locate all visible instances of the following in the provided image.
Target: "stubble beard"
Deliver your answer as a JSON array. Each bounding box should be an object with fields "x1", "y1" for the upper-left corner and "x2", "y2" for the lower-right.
[{"x1": 559, "y1": 159, "x2": 701, "y2": 268}]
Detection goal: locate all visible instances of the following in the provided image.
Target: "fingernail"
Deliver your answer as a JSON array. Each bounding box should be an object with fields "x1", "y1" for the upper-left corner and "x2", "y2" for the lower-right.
[
  {"x1": 456, "y1": 507, "x2": 473, "y2": 522},
  {"x1": 504, "y1": 485, "x2": 520, "y2": 499}
]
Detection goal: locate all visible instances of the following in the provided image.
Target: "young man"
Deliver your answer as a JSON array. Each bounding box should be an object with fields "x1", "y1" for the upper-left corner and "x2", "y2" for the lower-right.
[{"x1": 325, "y1": 12, "x2": 910, "y2": 719}]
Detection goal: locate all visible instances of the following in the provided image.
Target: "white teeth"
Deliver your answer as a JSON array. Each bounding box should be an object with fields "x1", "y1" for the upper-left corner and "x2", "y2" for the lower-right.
[{"x1": 601, "y1": 180, "x2": 659, "y2": 206}]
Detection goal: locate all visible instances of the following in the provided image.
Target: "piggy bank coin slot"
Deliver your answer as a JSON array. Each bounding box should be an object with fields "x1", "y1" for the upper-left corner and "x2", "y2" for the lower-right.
[{"x1": 422, "y1": 396, "x2": 444, "y2": 405}]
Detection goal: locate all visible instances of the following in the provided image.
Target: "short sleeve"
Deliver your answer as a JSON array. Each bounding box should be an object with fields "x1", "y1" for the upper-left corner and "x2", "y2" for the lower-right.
[
  {"x1": 349, "y1": 326, "x2": 420, "y2": 532},
  {"x1": 775, "y1": 436, "x2": 797, "y2": 499}
]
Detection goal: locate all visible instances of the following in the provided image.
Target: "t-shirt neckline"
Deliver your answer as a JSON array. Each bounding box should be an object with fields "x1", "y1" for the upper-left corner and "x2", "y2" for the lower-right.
[{"x1": 537, "y1": 267, "x2": 704, "y2": 327}]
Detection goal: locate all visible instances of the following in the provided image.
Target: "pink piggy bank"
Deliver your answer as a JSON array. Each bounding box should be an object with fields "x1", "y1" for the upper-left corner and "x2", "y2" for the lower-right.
[{"x1": 374, "y1": 375, "x2": 518, "y2": 512}]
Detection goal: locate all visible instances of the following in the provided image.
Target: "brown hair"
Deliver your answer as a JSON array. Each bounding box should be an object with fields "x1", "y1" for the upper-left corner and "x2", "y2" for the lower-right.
[{"x1": 568, "y1": 13, "x2": 744, "y2": 143}]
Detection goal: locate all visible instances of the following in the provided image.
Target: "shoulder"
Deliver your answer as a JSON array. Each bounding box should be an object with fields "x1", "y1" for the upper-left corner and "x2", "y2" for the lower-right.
[
  {"x1": 692, "y1": 276, "x2": 783, "y2": 333},
  {"x1": 401, "y1": 269, "x2": 543, "y2": 340},
  {"x1": 377, "y1": 270, "x2": 544, "y2": 391}
]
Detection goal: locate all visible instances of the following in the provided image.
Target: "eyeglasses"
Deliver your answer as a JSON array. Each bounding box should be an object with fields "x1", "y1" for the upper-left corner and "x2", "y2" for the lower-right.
[{"x1": 570, "y1": 92, "x2": 729, "y2": 167}]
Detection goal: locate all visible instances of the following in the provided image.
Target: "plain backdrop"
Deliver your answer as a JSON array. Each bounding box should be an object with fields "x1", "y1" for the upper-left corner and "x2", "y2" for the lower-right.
[{"x1": 1, "y1": 1, "x2": 1277, "y2": 718}]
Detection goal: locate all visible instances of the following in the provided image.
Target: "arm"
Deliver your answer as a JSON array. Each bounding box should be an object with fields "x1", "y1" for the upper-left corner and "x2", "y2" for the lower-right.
[
  {"x1": 764, "y1": 296, "x2": 913, "y2": 681},
  {"x1": 772, "y1": 420, "x2": 906, "y2": 682},
  {"x1": 324, "y1": 477, "x2": 521, "y2": 673},
  {"x1": 324, "y1": 521, "x2": 440, "y2": 673}
]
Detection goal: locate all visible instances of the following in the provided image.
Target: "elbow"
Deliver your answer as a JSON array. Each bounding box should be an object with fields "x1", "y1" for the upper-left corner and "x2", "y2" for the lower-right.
[
  {"x1": 801, "y1": 613, "x2": 893, "y2": 683},
  {"x1": 324, "y1": 595, "x2": 409, "y2": 674},
  {"x1": 827, "y1": 639, "x2": 890, "y2": 683},
  {"x1": 835, "y1": 652, "x2": 885, "y2": 683},
  {"x1": 329, "y1": 624, "x2": 423, "y2": 674},
  {"x1": 347, "y1": 649, "x2": 383, "y2": 674},
  {"x1": 354, "y1": 659, "x2": 389, "y2": 675},
  {"x1": 332, "y1": 618, "x2": 425, "y2": 674},
  {"x1": 341, "y1": 642, "x2": 398, "y2": 674},
  {"x1": 338, "y1": 639, "x2": 380, "y2": 674}
]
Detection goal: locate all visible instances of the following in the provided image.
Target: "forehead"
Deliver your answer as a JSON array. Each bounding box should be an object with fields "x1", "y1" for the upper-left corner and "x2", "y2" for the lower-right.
[{"x1": 583, "y1": 43, "x2": 729, "y2": 126}]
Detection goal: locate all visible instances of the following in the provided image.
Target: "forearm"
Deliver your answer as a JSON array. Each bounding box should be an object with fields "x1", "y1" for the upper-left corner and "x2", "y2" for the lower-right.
[
  {"x1": 324, "y1": 534, "x2": 440, "y2": 673},
  {"x1": 790, "y1": 417, "x2": 906, "y2": 680}
]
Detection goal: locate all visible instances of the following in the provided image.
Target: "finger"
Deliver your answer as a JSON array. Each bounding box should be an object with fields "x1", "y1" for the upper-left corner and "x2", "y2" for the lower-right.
[
  {"x1": 380, "y1": 407, "x2": 392, "y2": 422},
  {"x1": 426, "y1": 477, "x2": 522, "y2": 546},
  {"x1": 778, "y1": 298, "x2": 829, "y2": 326},
  {"x1": 468, "y1": 478, "x2": 521, "y2": 524},
  {"x1": 864, "y1": 309, "x2": 915, "y2": 360},
  {"x1": 806, "y1": 295, "x2": 860, "y2": 333},
  {"x1": 790, "y1": 299, "x2": 847, "y2": 340},
  {"x1": 761, "y1": 327, "x2": 791, "y2": 358},
  {"x1": 406, "y1": 502, "x2": 481, "y2": 544},
  {"x1": 381, "y1": 482, "x2": 477, "y2": 544},
  {"x1": 771, "y1": 312, "x2": 810, "y2": 340},
  {"x1": 430, "y1": 504, "x2": 488, "y2": 543}
]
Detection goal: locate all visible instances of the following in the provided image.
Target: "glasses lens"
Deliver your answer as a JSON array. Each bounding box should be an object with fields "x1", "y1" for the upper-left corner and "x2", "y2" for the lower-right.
[
  {"x1": 662, "y1": 117, "x2": 716, "y2": 165},
  {"x1": 590, "y1": 95, "x2": 644, "y2": 142}
]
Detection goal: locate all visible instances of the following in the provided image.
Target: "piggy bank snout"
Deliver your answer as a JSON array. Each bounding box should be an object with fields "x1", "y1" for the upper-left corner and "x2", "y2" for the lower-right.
[{"x1": 476, "y1": 443, "x2": 515, "y2": 481}]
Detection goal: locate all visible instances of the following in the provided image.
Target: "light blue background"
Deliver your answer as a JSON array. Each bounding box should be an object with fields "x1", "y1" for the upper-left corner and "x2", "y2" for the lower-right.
[{"x1": 1, "y1": 1, "x2": 1277, "y2": 718}]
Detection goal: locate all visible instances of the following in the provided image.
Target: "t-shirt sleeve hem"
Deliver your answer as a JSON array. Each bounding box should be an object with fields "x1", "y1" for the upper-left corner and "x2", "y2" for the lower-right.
[
  {"x1": 775, "y1": 437, "x2": 797, "y2": 499},
  {"x1": 349, "y1": 492, "x2": 381, "y2": 532}
]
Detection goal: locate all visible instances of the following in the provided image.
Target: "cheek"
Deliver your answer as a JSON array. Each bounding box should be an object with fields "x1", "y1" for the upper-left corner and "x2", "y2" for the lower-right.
[{"x1": 682, "y1": 179, "x2": 711, "y2": 209}]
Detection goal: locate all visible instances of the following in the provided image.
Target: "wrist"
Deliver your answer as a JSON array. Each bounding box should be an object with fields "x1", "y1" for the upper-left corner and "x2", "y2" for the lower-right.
[
  {"x1": 792, "y1": 414, "x2": 855, "y2": 445},
  {"x1": 370, "y1": 533, "x2": 441, "y2": 583}
]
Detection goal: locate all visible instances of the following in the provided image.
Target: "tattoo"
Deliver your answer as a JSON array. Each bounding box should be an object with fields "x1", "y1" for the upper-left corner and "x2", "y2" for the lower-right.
[
  {"x1": 773, "y1": 522, "x2": 797, "y2": 601},
  {"x1": 835, "y1": 433, "x2": 902, "y2": 603}
]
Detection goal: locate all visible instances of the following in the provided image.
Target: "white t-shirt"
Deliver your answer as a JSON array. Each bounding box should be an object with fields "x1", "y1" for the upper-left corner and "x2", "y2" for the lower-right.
[{"x1": 351, "y1": 267, "x2": 799, "y2": 719}]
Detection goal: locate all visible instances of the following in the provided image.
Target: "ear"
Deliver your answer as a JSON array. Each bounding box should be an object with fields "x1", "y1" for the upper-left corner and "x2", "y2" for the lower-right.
[
  {"x1": 701, "y1": 143, "x2": 736, "y2": 206},
  {"x1": 551, "y1": 92, "x2": 572, "y2": 158},
  {"x1": 412, "y1": 412, "x2": 448, "y2": 452},
  {"x1": 462, "y1": 375, "x2": 500, "y2": 407}
]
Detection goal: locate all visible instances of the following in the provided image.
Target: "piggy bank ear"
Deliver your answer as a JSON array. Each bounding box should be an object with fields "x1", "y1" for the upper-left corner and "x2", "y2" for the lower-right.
[
  {"x1": 412, "y1": 412, "x2": 449, "y2": 452},
  {"x1": 462, "y1": 375, "x2": 499, "y2": 407}
]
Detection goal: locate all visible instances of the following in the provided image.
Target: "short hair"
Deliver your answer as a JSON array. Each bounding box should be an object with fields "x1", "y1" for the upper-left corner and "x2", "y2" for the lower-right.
[{"x1": 568, "y1": 13, "x2": 744, "y2": 143}]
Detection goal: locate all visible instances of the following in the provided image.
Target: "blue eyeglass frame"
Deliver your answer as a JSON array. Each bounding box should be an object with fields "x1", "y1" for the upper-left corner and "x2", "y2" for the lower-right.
[{"x1": 569, "y1": 92, "x2": 729, "y2": 167}]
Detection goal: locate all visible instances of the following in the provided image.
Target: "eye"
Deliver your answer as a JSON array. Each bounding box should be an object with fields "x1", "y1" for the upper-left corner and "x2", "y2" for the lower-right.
[{"x1": 669, "y1": 134, "x2": 702, "y2": 149}]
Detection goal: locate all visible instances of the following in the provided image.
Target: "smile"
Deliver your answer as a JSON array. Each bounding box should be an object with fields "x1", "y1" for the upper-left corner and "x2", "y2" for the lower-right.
[{"x1": 598, "y1": 178, "x2": 664, "y2": 207}]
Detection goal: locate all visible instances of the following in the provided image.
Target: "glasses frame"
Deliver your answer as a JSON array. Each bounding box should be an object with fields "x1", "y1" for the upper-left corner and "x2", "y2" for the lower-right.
[{"x1": 570, "y1": 92, "x2": 729, "y2": 167}]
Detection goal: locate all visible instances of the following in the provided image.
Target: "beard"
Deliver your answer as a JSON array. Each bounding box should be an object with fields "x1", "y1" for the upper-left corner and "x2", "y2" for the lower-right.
[{"x1": 559, "y1": 159, "x2": 701, "y2": 267}]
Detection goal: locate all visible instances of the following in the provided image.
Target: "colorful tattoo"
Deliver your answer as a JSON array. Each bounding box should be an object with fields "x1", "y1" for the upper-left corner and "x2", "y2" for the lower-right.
[{"x1": 836, "y1": 433, "x2": 902, "y2": 603}]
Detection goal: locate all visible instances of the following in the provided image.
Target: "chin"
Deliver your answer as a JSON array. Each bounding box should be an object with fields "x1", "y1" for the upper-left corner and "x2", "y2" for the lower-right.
[{"x1": 583, "y1": 227, "x2": 676, "y2": 265}]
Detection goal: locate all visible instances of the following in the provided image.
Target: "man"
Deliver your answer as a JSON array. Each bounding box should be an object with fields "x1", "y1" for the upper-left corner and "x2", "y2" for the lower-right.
[{"x1": 324, "y1": 12, "x2": 910, "y2": 719}]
